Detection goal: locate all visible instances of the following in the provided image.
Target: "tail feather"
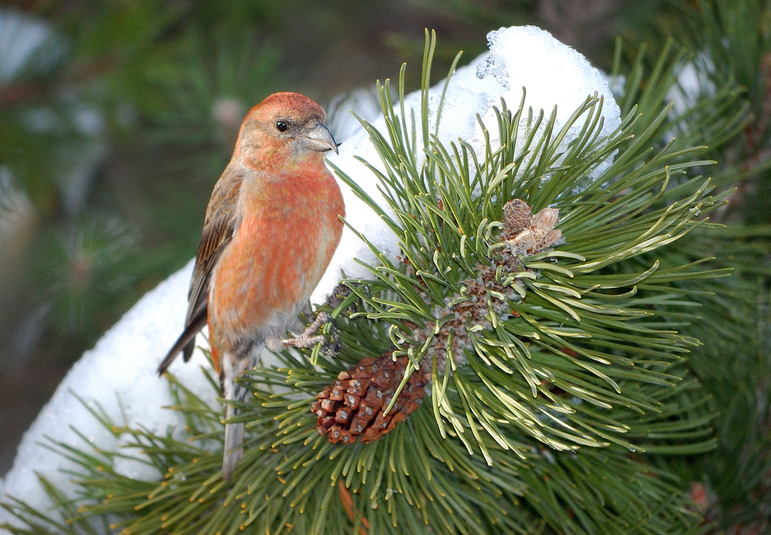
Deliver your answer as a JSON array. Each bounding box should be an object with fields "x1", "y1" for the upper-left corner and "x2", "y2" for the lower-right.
[
  {"x1": 221, "y1": 352, "x2": 255, "y2": 481},
  {"x1": 157, "y1": 306, "x2": 207, "y2": 375},
  {"x1": 181, "y1": 338, "x2": 196, "y2": 362}
]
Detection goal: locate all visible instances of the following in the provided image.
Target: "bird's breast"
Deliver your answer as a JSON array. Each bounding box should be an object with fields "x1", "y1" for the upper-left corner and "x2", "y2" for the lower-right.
[{"x1": 209, "y1": 173, "x2": 343, "y2": 346}]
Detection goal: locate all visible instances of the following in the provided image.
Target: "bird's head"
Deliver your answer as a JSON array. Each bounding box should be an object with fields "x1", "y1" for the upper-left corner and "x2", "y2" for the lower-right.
[{"x1": 234, "y1": 92, "x2": 338, "y2": 169}]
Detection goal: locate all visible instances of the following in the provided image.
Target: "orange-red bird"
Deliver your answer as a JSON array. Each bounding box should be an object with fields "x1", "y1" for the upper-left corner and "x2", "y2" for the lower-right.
[{"x1": 158, "y1": 92, "x2": 344, "y2": 480}]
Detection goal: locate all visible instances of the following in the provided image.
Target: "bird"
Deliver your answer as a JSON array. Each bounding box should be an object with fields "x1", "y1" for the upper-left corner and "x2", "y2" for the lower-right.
[{"x1": 157, "y1": 92, "x2": 345, "y2": 481}]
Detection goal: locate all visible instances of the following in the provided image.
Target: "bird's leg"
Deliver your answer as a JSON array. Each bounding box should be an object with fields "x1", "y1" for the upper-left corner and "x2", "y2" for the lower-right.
[{"x1": 281, "y1": 312, "x2": 331, "y2": 348}]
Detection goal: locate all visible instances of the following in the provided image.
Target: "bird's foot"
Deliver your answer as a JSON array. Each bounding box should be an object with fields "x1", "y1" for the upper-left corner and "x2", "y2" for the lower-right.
[{"x1": 282, "y1": 312, "x2": 330, "y2": 348}]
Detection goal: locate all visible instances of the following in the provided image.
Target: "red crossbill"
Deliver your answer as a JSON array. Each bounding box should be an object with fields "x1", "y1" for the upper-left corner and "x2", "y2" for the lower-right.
[{"x1": 158, "y1": 92, "x2": 344, "y2": 480}]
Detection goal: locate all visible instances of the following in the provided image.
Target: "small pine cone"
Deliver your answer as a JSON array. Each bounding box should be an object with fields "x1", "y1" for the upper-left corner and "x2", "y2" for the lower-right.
[
  {"x1": 502, "y1": 199, "x2": 533, "y2": 239},
  {"x1": 530, "y1": 207, "x2": 559, "y2": 233},
  {"x1": 311, "y1": 353, "x2": 429, "y2": 444},
  {"x1": 530, "y1": 207, "x2": 562, "y2": 252},
  {"x1": 503, "y1": 202, "x2": 562, "y2": 256}
]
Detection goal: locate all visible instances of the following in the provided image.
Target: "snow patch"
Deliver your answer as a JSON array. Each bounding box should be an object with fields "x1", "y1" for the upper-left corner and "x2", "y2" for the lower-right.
[{"x1": 667, "y1": 53, "x2": 716, "y2": 116}]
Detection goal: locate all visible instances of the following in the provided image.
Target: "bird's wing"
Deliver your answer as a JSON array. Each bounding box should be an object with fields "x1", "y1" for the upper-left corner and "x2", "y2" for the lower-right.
[{"x1": 157, "y1": 167, "x2": 243, "y2": 375}]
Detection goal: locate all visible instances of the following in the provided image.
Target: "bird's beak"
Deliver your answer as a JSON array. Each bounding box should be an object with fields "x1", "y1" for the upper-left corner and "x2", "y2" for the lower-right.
[{"x1": 301, "y1": 121, "x2": 339, "y2": 154}]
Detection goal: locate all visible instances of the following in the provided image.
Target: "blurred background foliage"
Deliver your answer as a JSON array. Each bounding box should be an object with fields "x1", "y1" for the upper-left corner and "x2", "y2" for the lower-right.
[{"x1": 0, "y1": 0, "x2": 768, "y2": 531}]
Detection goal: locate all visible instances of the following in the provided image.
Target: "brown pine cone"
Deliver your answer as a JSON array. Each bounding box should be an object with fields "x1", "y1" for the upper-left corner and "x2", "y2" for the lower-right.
[
  {"x1": 311, "y1": 353, "x2": 429, "y2": 444},
  {"x1": 501, "y1": 198, "x2": 562, "y2": 256},
  {"x1": 502, "y1": 199, "x2": 533, "y2": 239}
]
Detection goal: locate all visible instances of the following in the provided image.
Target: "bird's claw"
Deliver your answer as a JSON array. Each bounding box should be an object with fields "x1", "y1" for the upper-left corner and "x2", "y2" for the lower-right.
[{"x1": 281, "y1": 312, "x2": 331, "y2": 348}]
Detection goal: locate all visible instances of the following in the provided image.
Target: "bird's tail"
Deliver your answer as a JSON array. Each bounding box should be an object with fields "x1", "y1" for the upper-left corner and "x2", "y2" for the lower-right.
[
  {"x1": 221, "y1": 352, "x2": 255, "y2": 481},
  {"x1": 157, "y1": 306, "x2": 207, "y2": 375}
]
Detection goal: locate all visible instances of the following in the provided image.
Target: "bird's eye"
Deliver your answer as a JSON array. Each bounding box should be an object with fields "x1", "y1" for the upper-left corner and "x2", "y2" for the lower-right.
[{"x1": 275, "y1": 120, "x2": 288, "y2": 132}]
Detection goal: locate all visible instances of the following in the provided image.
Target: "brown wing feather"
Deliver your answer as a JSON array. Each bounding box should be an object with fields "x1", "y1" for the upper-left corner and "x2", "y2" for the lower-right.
[{"x1": 159, "y1": 166, "x2": 244, "y2": 373}]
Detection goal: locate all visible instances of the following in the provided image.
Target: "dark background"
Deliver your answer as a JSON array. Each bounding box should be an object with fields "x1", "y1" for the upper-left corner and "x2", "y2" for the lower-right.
[{"x1": 0, "y1": 0, "x2": 734, "y2": 475}]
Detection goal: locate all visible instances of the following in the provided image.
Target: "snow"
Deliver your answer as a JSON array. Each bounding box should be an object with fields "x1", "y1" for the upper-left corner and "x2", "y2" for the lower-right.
[
  {"x1": 667, "y1": 52, "x2": 716, "y2": 116},
  {"x1": 0, "y1": 262, "x2": 217, "y2": 515},
  {"x1": 0, "y1": 25, "x2": 621, "y2": 522},
  {"x1": 326, "y1": 87, "x2": 382, "y2": 142}
]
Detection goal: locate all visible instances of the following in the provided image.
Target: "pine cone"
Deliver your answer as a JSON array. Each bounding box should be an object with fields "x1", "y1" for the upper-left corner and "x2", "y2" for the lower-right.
[
  {"x1": 311, "y1": 353, "x2": 429, "y2": 444},
  {"x1": 502, "y1": 198, "x2": 562, "y2": 256},
  {"x1": 502, "y1": 199, "x2": 532, "y2": 239}
]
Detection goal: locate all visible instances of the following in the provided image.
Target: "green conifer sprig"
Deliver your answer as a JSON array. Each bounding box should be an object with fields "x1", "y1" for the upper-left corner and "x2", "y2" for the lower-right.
[
  {"x1": 332, "y1": 31, "x2": 724, "y2": 463},
  {"x1": 611, "y1": 4, "x2": 771, "y2": 526}
]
